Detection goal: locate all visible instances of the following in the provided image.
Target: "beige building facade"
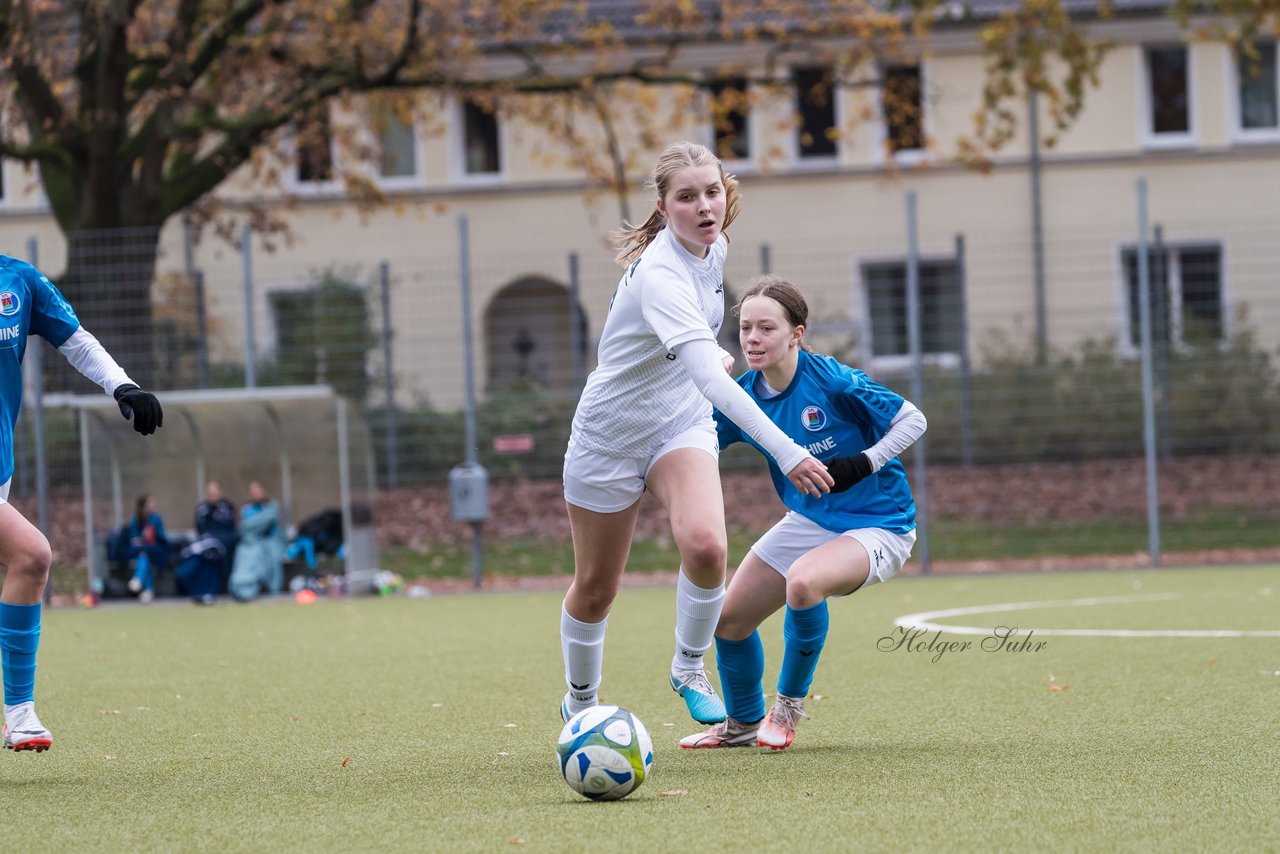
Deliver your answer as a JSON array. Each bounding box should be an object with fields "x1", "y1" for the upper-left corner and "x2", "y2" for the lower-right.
[{"x1": 1, "y1": 10, "x2": 1276, "y2": 410}]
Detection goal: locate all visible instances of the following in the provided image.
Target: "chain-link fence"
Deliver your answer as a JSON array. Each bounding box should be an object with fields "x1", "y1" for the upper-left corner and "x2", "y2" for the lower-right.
[{"x1": 11, "y1": 179, "x2": 1280, "y2": 580}]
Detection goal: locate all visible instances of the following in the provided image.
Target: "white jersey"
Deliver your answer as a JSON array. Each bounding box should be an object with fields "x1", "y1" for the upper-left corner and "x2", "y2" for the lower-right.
[{"x1": 571, "y1": 227, "x2": 727, "y2": 459}]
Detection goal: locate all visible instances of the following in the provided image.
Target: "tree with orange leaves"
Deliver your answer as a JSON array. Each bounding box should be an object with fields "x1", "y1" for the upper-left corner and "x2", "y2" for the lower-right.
[{"x1": 3, "y1": 0, "x2": 1221, "y2": 383}]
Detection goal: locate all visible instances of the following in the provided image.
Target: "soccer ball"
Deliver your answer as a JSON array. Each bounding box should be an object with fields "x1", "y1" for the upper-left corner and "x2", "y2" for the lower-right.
[{"x1": 556, "y1": 705, "x2": 653, "y2": 801}]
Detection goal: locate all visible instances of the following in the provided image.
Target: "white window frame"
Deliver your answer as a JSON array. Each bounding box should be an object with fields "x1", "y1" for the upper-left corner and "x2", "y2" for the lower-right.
[
  {"x1": 856, "y1": 252, "x2": 964, "y2": 373},
  {"x1": 1140, "y1": 43, "x2": 1197, "y2": 150},
  {"x1": 1114, "y1": 239, "x2": 1228, "y2": 356},
  {"x1": 448, "y1": 95, "x2": 507, "y2": 185},
  {"x1": 368, "y1": 104, "x2": 425, "y2": 191},
  {"x1": 874, "y1": 60, "x2": 930, "y2": 167},
  {"x1": 789, "y1": 64, "x2": 842, "y2": 168},
  {"x1": 1226, "y1": 40, "x2": 1280, "y2": 144}
]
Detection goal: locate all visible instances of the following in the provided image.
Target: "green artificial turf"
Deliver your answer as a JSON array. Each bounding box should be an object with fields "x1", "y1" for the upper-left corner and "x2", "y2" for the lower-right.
[{"x1": 2, "y1": 565, "x2": 1277, "y2": 852}]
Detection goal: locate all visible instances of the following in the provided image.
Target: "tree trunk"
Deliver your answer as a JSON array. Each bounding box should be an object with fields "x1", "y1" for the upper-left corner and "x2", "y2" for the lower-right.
[{"x1": 48, "y1": 227, "x2": 162, "y2": 391}]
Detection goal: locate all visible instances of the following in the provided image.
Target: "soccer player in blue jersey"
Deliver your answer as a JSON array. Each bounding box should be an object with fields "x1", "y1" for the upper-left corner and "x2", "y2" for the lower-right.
[
  {"x1": 0, "y1": 254, "x2": 163, "y2": 753},
  {"x1": 680, "y1": 275, "x2": 926, "y2": 751}
]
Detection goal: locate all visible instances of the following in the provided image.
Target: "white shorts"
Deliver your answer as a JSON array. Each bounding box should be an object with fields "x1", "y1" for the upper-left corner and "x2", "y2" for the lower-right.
[
  {"x1": 749, "y1": 511, "x2": 917, "y2": 591},
  {"x1": 563, "y1": 421, "x2": 719, "y2": 513},
  {"x1": 0, "y1": 478, "x2": 10, "y2": 504}
]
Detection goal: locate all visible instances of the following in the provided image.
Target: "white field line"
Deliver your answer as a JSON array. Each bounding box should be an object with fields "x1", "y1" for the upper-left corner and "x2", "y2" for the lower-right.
[{"x1": 894, "y1": 593, "x2": 1280, "y2": 638}]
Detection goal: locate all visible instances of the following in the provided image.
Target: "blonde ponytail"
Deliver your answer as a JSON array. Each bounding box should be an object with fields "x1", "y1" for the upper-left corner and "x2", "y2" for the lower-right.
[{"x1": 612, "y1": 209, "x2": 666, "y2": 266}]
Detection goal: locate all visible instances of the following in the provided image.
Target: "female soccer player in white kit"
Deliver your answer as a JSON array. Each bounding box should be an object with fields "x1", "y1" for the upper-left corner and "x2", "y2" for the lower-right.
[{"x1": 559, "y1": 142, "x2": 834, "y2": 725}]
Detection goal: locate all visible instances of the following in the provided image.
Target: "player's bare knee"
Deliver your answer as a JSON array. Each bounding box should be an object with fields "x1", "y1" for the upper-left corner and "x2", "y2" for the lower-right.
[
  {"x1": 785, "y1": 573, "x2": 824, "y2": 609},
  {"x1": 715, "y1": 615, "x2": 757, "y2": 641},
  {"x1": 7, "y1": 536, "x2": 52, "y2": 584},
  {"x1": 570, "y1": 584, "x2": 619, "y2": 621},
  {"x1": 676, "y1": 527, "x2": 727, "y2": 572}
]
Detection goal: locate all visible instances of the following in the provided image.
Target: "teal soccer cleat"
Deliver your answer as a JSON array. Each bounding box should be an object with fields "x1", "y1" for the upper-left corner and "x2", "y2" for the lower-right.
[
  {"x1": 669, "y1": 667, "x2": 726, "y2": 725},
  {"x1": 561, "y1": 692, "x2": 599, "y2": 724}
]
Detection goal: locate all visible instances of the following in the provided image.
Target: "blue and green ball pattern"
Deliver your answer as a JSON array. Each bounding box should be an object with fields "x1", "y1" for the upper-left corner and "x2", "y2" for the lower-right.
[{"x1": 556, "y1": 705, "x2": 654, "y2": 801}]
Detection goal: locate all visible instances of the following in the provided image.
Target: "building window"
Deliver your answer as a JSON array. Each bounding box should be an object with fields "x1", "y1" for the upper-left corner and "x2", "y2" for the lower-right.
[
  {"x1": 794, "y1": 66, "x2": 836, "y2": 159},
  {"x1": 1145, "y1": 45, "x2": 1191, "y2": 140},
  {"x1": 862, "y1": 258, "x2": 962, "y2": 358},
  {"x1": 375, "y1": 108, "x2": 418, "y2": 180},
  {"x1": 1121, "y1": 243, "x2": 1224, "y2": 347},
  {"x1": 708, "y1": 77, "x2": 750, "y2": 162},
  {"x1": 883, "y1": 65, "x2": 924, "y2": 154},
  {"x1": 295, "y1": 107, "x2": 334, "y2": 184},
  {"x1": 1236, "y1": 41, "x2": 1279, "y2": 133},
  {"x1": 462, "y1": 99, "x2": 501, "y2": 175}
]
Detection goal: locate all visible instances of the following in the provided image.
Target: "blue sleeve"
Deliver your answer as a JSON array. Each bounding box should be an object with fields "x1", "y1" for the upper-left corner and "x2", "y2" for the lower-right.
[
  {"x1": 713, "y1": 408, "x2": 743, "y2": 450},
  {"x1": 832, "y1": 373, "x2": 905, "y2": 435},
  {"x1": 23, "y1": 266, "x2": 80, "y2": 347}
]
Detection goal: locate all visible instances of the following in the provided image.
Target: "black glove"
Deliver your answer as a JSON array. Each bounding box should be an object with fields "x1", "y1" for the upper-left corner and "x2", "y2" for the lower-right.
[
  {"x1": 826, "y1": 453, "x2": 873, "y2": 493},
  {"x1": 113, "y1": 384, "x2": 164, "y2": 435}
]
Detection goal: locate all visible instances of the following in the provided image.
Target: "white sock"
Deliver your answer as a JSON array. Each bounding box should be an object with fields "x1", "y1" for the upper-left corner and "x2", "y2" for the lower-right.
[
  {"x1": 672, "y1": 569, "x2": 725, "y2": 674},
  {"x1": 561, "y1": 604, "x2": 607, "y2": 714}
]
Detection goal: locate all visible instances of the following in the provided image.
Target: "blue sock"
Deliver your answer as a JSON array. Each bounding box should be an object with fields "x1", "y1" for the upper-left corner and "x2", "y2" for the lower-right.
[
  {"x1": 135, "y1": 554, "x2": 153, "y2": 592},
  {"x1": 0, "y1": 603, "x2": 41, "y2": 706},
  {"x1": 715, "y1": 632, "x2": 766, "y2": 724},
  {"x1": 777, "y1": 601, "x2": 829, "y2": 699}
]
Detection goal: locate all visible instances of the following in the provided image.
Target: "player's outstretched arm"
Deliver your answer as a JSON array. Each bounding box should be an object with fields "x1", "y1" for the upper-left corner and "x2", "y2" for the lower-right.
[
  {"x1": 825, "y1": 399, "x2": 928, "y2": 492},
  {"x1": 113, "y1": 384, "x2": 164, "y2": 435},
  {"x1": 674, "y1": 338, "x2": 832, "y2": 496},
  {"x1": 56, "y1": 326, "x2": 164, "y2": 435},
  {"x1": 859, "y1": 400, "x2": 927, "y2": 472}
]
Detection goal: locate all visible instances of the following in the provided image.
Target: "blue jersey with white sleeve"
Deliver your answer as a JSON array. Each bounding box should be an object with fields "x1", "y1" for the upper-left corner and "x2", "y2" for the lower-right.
[
  {"x1": 715, "y1": 350, "x2": 916, "y2": 534},
  {"x1": 0, "y1": 256, "x2": 81, "y2": 483}
]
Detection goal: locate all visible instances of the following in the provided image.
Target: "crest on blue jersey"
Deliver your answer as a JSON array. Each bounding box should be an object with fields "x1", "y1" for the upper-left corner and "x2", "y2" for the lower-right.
[
  {"x1": 801, "y1": 405, "x2": 827, "y2": 432},
  {"x1": 0, "y1": 291, "x2": 19, "y2": 317}
]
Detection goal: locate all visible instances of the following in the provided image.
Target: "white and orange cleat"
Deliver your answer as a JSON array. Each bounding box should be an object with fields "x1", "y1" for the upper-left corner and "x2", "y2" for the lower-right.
[
  {"x1": 3, "y1": 702, "x2": 52, "y2": 752},
  {"x1": 756, "y1": 694, "x2": 808, "y2": 751},
  {"x1": 679, "y1": 716, "x2": 759, "y2": 749}
]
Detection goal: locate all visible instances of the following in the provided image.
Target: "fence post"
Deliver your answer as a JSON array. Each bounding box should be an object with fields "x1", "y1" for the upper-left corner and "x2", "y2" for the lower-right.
[
  {"x1": 183, "y1": 216, "x2": 210, "y2": 389},
  {"x1": 193, "y1": 271, "x2": 210, "y2": 389},
  {"x1": 379, "y1": 261, "x2": 399, "y2": 490},
  {"x1": 905, "y1": 191, "x2": 930, "y2": 573},
  {"x1": 955, "y1": 233, "x2": 974, "y2": 468},
  {"x1": 1029, "y1": 86, "x2": 1048, "y2": 366},
  {"x1": 241, "y1": 224, "x2": 257, "y2": 388},
  {"x1": 1152, "y1": 224, "x2": 1173, "y2": 459},
  {"x1": 458, "y1": 215, "x2": 484, "y2": 588},
  {"x1": 1135, "y1": 178, "x2": 1162, "y2": 566},
  {"x1": 759, "y1": 242, "x2": 772, "y2": 275}
]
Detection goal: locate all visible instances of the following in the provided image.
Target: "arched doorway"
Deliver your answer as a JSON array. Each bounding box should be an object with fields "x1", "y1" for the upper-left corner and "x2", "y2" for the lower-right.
[{"x1": 484, "y1": 277, "x2": 588, "y2": 392}]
